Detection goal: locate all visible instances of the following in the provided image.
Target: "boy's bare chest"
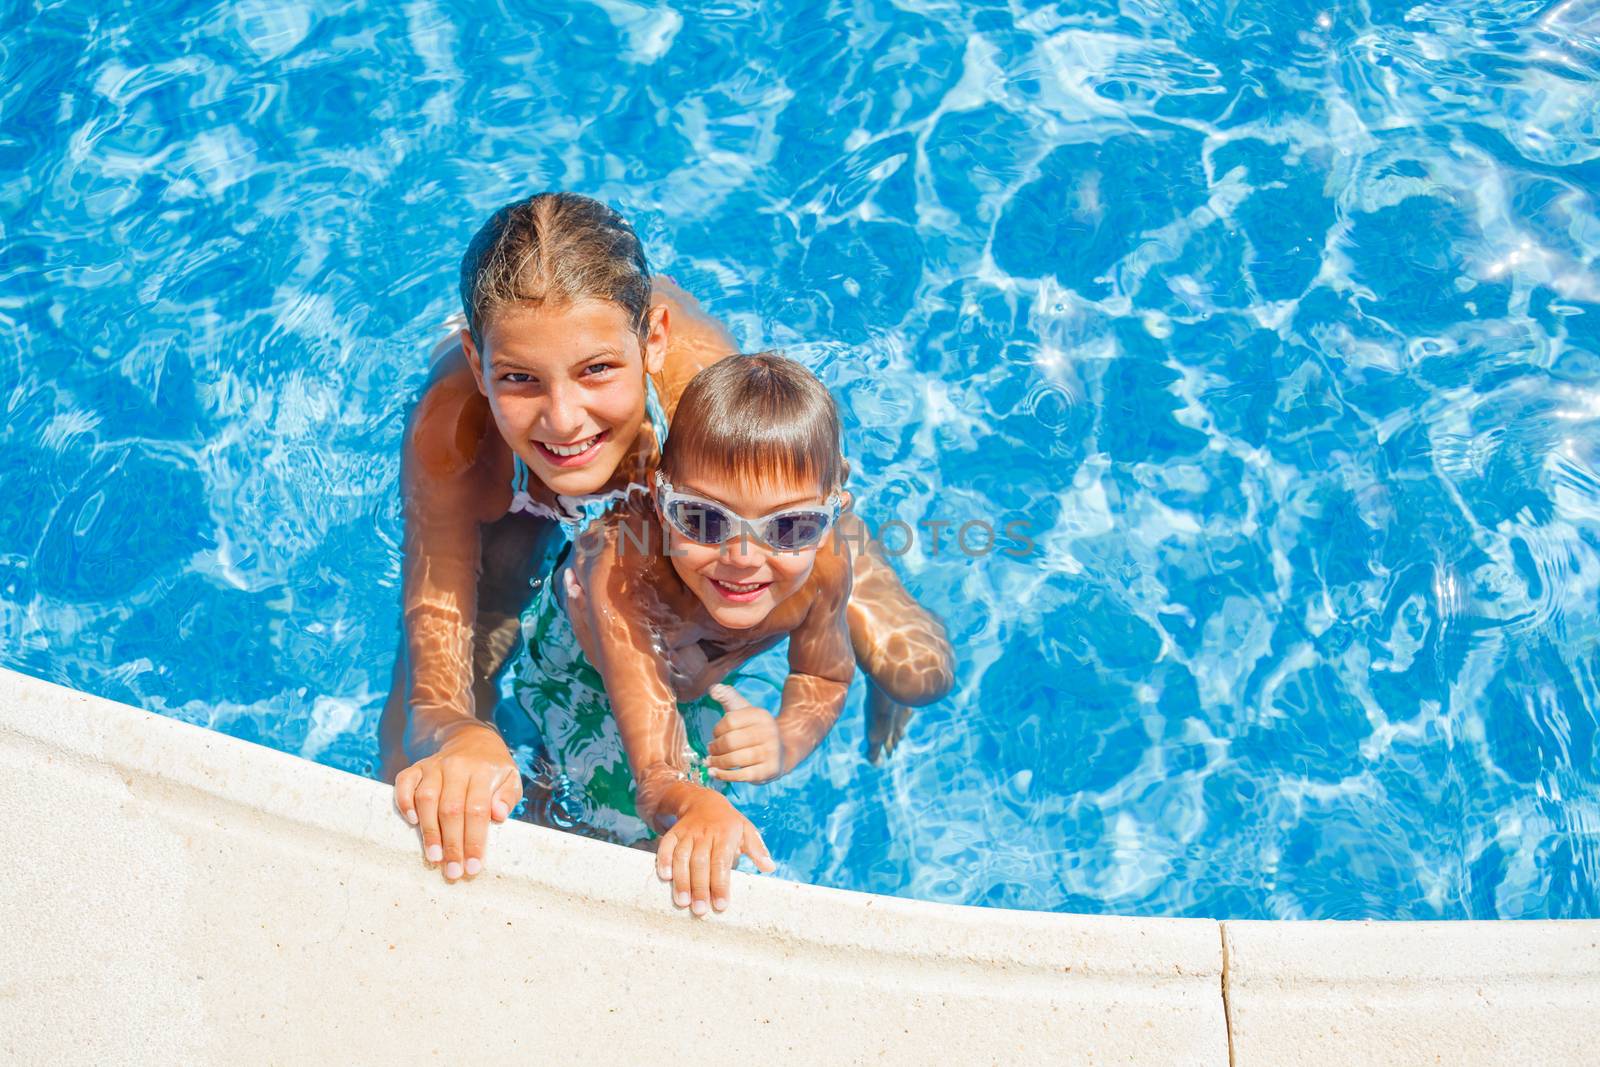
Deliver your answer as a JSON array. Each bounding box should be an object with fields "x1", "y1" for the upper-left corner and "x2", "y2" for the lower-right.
[{"x1": 654, "y1": 599, "x2": 805, "y2": 701}]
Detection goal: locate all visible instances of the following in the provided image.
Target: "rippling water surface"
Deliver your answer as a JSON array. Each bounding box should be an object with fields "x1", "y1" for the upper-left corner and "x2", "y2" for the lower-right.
[{"x1": 4, "y1": 0, "x2": 1600, "y2": 919}]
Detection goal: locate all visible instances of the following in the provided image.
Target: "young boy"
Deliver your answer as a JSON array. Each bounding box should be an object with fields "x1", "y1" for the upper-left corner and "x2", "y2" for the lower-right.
[{"x1": 510, "y1": 352, "x2": 854, "y2": 915}]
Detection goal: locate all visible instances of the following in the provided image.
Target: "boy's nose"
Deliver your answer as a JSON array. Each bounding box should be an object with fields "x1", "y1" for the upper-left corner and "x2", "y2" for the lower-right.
[{"x1": 719, "y1": 527, "x2": 767, "y2": 562}]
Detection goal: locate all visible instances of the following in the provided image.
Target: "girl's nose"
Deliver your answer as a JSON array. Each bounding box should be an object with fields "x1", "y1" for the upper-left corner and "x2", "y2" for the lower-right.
[{"x1": 542, "y1": 382, "x2": 585, "y2": 439}]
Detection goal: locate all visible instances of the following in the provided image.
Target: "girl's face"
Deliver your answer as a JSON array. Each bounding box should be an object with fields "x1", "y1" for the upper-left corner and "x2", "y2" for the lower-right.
[
  {"x1": 463, "y1": 298, "x2": 667, "y2": 498},
  {"x1": 659, "y1": 466, "x2": 835, "y2": 631}
]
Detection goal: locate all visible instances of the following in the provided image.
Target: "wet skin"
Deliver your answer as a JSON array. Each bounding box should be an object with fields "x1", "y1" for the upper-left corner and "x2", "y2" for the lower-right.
[{"x1": 380, "y1": 280, "x2": 954, "y2": 892}]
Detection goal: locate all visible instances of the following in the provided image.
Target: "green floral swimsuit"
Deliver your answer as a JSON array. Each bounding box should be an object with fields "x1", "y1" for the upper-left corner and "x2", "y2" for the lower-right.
[{"x1": 509, "y1": 559, "x2": 726, "y2": 844}]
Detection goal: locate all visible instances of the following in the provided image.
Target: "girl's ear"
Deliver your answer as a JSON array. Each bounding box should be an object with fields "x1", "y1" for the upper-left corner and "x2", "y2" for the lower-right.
[
  {"x1": 460, "y1": 328, "x2": 488, "y2": 398},
  {"x1": 642, "y1": 302, "x2": 669, "y2": 377}
]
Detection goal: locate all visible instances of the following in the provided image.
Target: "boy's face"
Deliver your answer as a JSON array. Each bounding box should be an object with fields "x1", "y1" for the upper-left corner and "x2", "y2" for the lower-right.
[
  {"x1": 660, "y1": 468, "x2": 831, "y2": 631},
  {"x1": 462, "y1": 298, "x2": 667, "y2": 498}
]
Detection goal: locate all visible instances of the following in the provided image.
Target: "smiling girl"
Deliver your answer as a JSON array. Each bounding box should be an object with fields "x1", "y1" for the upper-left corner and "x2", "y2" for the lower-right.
[{"x1": 380, "y1": 193, "x2": 952, "y2": 883}]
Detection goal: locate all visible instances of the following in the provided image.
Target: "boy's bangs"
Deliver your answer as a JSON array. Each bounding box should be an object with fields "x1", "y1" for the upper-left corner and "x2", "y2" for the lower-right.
[
  {"x1": 661, "y1": 351, "x2": 845, "y2": 498},
  {"x1": 669, "y1": 416, "x2": 834, "y2": 497}
]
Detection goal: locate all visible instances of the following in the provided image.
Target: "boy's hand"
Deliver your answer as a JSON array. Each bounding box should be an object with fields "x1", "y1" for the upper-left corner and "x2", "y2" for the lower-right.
[
  {"x1": 393, "y1": 722, "x2": 522, "y2": 882},
  {"x1": 654, "y1": 786, "x2": 776, "y2": 915},
  {"x1": 706, "y1": 684, "x2": 785, "y2": 783}
]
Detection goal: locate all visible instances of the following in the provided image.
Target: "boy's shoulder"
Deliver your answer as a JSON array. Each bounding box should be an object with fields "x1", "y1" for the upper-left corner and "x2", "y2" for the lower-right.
[{"x1": 808, "y1": 527, "x2": 853, "y2": 607}]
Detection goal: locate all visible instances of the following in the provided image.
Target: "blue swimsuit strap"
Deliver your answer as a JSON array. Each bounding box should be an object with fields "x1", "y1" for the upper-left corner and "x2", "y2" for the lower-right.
[
  {"x1": 511, "y1": 372, "x2": 669, "y2": 494},
  {"x1": 643, "y1": 372, "x2": 668, "y2": 453}
]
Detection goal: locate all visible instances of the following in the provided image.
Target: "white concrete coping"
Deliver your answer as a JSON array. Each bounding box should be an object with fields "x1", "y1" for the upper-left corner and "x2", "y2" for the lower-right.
[
  {"x1": 1, "y1": 664, "x2": 1596, "y2": 1065},
  {"x1": 1224, "y1": 919, "x2": 1600, "y2": 1065}
]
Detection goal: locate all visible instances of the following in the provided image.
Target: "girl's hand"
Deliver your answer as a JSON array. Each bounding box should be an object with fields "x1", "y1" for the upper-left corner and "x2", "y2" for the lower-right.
[
  {"x1": 393, "y1": 722, "x2": 523, "y2": 882},
  {"x1": 654, "y1": 787, "x2": 775, "y2": 915},
  {"x1": 706, "y1": 684, "x2": 785, "y2": 783}
]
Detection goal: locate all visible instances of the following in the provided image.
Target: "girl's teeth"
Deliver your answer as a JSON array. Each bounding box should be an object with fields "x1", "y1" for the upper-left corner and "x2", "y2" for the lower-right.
[
  {"x1": 718, "y1": 580, "x2": 764, "y2": 593},
  {"x1": 545, "y1": 435, "x2": 599, "y2": 457}
]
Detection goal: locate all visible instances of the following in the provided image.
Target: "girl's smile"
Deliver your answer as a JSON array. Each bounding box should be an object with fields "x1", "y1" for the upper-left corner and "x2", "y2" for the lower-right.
[{"x1": 533, "y1": 429, "x2": 610, "y2": 467}]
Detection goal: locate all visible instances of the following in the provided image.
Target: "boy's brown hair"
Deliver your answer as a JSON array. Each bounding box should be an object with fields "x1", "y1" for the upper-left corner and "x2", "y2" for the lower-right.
[
  {"x1": 662, "y1": 353, "x2": 845, "y2": 494},
  {"x1": 459, "y1": 192, "x2": 650, "y2": 347}
]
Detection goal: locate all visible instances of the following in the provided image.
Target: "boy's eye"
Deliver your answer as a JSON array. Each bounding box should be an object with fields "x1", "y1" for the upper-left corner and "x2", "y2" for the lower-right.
[
  {"x1": 670, "y1": 501, "x2": 733, "y2": 543},
  {"x1": 582, "y1": 362, "x2": 615, "y2": 376},
  {"x1": 501, "y1": 372, "x2": 536, "y2": 384}
]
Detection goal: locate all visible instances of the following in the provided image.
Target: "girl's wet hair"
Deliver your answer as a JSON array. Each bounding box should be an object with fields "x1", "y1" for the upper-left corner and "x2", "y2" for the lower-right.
[
  {"x1": 662, "y1": 353, "x2": 845, "y2": 494},
  {"x1": 459, "y1": 192, "x2": 651, "y2": 346}
]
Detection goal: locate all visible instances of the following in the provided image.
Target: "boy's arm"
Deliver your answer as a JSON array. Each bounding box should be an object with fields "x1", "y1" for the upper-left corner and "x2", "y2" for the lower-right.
[
  {"x1": 773, "y1": 548, "x2": 855, "y2": 772},
  {"x1": 650, "y1": 276, "x2": 739, "y2": 421},
  {"x1": 574, "y1": 525, "x2": 775, "y2": 914},
  {"x1": 575, "y1": 521, "x2": 726, "y2": 829}
]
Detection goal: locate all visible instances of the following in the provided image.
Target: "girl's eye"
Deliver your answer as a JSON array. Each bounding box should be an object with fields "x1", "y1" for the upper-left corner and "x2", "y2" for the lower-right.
[
  {"x1": 582, "y1": 362, "x2": 615, "y2": 377},
  {"x1": 502, "y1": 372, "x2": 535, "y2": 384}
]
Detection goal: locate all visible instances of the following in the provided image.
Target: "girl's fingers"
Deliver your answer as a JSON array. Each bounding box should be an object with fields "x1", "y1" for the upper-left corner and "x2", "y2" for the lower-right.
[
  {"x1": 711, "y1": 708, "x2": 762, "y2": 739},
  {"x1": 743, "y1": 823, "x2": 777, "y2": 874},
  {"x1": 413, "y1": 766, "x2": 444, "y2": 864},
  {"x1": 462, "y1": 772, "x2": 493, "y2": 876},
  {"x1": 708, "y1": 727, "x2": 767, "y2": 757},
  {"x1": 708, "y1": 742, "x2": 769, "y2": 768},
  {"x1": 491, "y1": 769, "x2": 522, "y2": 823},
  {"x1": 672, "y1": 833, "x2": 693, "y2": 908},
  {"x1": 655, "y1": 831, "x2": 679, "y2": 882},
  {"x1": 709, "y1": 835, "x2": 733, "y2": 912},
  {"x1": 689, "y1": 839, "x2": 712, "y2": 916},
  {"x1": 394, "y1": 765, "x2": 421, "y2": 825},
  {"x1": 437, "y1": 773, "x2": 469, "y2": 881}
]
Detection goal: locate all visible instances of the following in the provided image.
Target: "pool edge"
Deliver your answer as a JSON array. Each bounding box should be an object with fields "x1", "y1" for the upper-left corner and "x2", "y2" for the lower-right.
[{"x1": 4, "y1": 665, "x2": 1597, "y2": 1065}]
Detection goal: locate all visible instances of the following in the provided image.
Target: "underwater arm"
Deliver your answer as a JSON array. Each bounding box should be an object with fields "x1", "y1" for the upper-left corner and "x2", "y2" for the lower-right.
[{"x1": 388, "y1": 383, "x2": 529, "y2": 879}]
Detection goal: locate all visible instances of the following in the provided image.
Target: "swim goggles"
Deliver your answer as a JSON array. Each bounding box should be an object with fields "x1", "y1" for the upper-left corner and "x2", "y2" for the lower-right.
[{"x1": 654, "y1": 471, "x2": 842, "y2": 552}]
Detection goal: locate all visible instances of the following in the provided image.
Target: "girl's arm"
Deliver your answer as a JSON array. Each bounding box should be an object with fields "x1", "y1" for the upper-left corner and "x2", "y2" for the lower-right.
[
  {"x1": 396, "y1": 376, "x2": 502, "y2": 755},
  {"x1": 388, "y1": 368, "x2": 535, "y2": 880}
]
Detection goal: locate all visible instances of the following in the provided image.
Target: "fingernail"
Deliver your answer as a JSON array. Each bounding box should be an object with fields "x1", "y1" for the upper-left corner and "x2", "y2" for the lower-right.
[
  {"x1": 713, "y1": 897, "x2": 727, "y2": 911},
  {"x1": 426, "y1": 845, "x2": 443, "y2": 863},
  {"x1": 675, "y1": 891, "x2": 690, "y2": 906},
  {"x1": 405, "y1": 809, "x2": 418, "y2": 825},
  {"x1": 465, "y1": 858, "x2": 482, "y2": 876},
  {"x1": 657, "y1": 868, "x2": 670, "y2": 881},
  {"x1": 445, "y1": 862, "x2": 462, "y2": 880},
  {"x1": 691, "y1": 899, "x2": 708, "y2": 916},
  {"x1": 492, "y1": 802, "x2": 507, "y2": 820}
]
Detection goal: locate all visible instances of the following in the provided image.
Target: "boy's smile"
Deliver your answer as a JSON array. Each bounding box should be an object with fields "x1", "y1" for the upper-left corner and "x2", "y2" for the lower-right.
[{"x1": 706, "y1": 576, "x2": 772, "y2": 602}]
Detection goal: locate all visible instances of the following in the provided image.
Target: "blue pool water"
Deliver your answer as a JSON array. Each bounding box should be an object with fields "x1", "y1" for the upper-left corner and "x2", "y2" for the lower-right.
[{"x1": 3, "y1": 0, "x2": 1599, "y2": 920}]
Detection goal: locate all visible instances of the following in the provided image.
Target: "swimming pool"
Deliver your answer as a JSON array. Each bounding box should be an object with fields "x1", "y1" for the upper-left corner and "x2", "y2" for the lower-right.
[{"x1": 2, "y1": 0, "x2": 1597, "y2": 921}]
